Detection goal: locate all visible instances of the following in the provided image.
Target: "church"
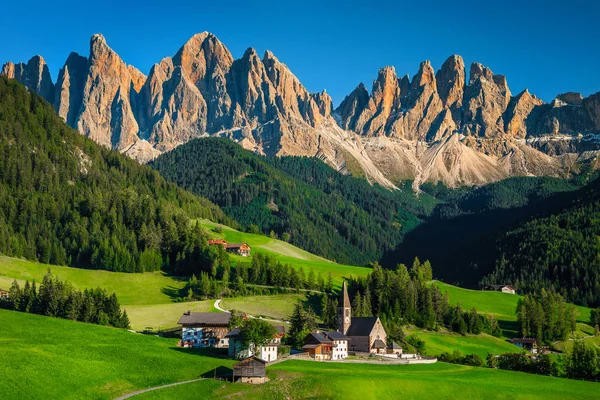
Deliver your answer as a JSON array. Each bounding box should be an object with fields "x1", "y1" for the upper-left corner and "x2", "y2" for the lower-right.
[{"x1": 338, "y1": 281, "x2": 388, "y2": 353}]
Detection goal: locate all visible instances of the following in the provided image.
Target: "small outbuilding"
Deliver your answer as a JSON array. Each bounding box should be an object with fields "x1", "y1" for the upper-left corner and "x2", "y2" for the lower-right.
[
  {"x1": 386, "y1": 341, "x2": 403, "y2": 356},
  {"x1": 233, "y1": 356, "x2": 268, "y2": 384}
]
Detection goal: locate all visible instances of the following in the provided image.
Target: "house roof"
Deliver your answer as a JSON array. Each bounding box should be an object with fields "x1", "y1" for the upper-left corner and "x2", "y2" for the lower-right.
[
  {"x1": 387, "y1": 341, "x2": 402, "y2": 349},
  {"x1": 233, "y1": 355, "x2": 267, "y2": 367},
  {"x1": 177, "y1": 312, "x2": 231, "y2": 326},
  {"x1": 340, "y1": 281, "x2": 351, "y2": 308},
  {"x1": 345, "y1": 317, "x2": 379, "y2": 337},
  {"x1": 304, "y1": 332, "x2": 333, "y2": 345},
  {"x1": 325, "y1": 331, "x2": 349, "y2": 341},
  {"x1": 226, "y1": 328, "x2": 242, "y2": 339},
  {"x1": 225, "y1": 243, "x2": 250, "y2": 249},
  {"x1": 487, "y1": 284, "x2": 515, "y2": 290},
  {"x1": 372, "y1": 339, "x2": 387, "y2": 349},
  {"x1": 302, "y1": 344, "x2": 320, "y2": 349},
  {"x1": 275, "y1": 325, "x2": 286, "y2": 335}
]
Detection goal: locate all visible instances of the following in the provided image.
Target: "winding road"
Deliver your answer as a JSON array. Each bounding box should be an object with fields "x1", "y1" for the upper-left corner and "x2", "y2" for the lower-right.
[{"x1": 213, "y1": 299, "x2": 287, "y2": 323}]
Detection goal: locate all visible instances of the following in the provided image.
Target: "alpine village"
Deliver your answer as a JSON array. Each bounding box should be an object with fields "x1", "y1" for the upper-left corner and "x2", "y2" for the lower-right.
[{"x1": 2, "y1": 3, "x2": 600, "y2": 399}]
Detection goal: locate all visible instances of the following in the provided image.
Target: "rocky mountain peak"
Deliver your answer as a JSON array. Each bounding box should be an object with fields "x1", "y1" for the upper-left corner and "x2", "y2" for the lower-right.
[
  {"x1": 411, "y1": 60, "x2": 435, "y2": 90},
  {"x1": 557, "y1": 92, "x2": 584, "y2": 106},
  {"x1": 1, "y1": 55, "x2": 54, "y2": 101},
  {"x1": 435, "y1": 55, "x2": 465, "y2": 110}
]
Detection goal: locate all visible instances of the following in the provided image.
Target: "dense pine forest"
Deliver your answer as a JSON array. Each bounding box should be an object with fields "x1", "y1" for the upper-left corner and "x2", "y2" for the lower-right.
[
  {"x1": 151, "y1": 138, "x2": 435, "y2": 265},
  {"x1": 482, "y1": 177, "x2": 600, "y2": 307},
  {"x1": 0, "y1": 77, "x2": 232, "y2": 274}
]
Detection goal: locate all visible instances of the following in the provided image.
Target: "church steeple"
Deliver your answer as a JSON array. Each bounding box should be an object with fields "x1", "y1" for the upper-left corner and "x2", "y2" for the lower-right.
[{"x1": 338, "y1": 281, "x2": 351, "y2": 335}]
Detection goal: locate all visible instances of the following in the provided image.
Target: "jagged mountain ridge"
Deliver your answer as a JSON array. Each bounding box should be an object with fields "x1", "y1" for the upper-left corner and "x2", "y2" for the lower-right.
[{"x1": 3, "y1": 33, "x2": 600, "y2": 189}]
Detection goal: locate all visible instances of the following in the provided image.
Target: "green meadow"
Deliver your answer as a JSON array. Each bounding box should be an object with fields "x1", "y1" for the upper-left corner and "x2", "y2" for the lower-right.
[
  {"x1": 3, "y1": 309, "x2": 600, "y2": 400},
  {"x1": 198, "y1": 219, "x2": 371, "y2": 287},
  {"x1": 136, "y1": 360, "x2": 600, "y2": 400}
]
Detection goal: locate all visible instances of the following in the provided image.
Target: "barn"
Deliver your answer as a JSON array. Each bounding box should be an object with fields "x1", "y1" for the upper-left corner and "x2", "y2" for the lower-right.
[{"x1": 232, "y1": 356, "x2": 268, "y2": 384}]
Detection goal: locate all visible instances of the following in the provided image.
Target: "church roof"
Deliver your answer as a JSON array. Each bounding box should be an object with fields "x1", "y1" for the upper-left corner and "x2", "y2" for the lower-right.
[
  {"x1": 373, "y1": 339, "x2": 387, "y2": 349},
  {"x1": 345, "y1": 316, "x2": 379, "y2": 336},
  {"x1": 340, "y1": 281, "x2": 351, "y2": 308}
]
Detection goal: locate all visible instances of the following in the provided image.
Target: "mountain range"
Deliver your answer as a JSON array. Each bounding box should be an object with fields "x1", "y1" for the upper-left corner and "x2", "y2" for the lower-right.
[{"x1": 3, "y1": 33, "x2": 600, "y2": 188}]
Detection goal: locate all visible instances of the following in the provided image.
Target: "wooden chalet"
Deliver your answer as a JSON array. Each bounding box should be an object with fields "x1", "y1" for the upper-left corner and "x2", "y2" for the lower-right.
[
  {"x1": 233, "y1": 356, "x2": 268, "y2": 384},
  {"x1": 225, "y1": 243, "x2": 251, "y2": 257},
  {"x1": 302, "y1": 332, "x2": 333, "y2": 360}
]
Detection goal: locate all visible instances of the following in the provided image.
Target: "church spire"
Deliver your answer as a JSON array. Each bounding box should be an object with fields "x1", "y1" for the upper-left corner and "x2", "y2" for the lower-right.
[{"x1": 338, "y1": 281, "x2": 351, "y2": 335}]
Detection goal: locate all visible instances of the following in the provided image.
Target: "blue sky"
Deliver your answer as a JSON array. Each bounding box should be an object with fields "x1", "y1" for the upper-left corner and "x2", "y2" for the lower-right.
[{"x1": 1, "y1": 0, "x2": 598, "y2": 105}]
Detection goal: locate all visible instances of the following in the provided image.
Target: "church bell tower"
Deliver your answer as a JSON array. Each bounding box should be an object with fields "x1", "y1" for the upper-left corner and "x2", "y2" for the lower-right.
[{"x1": 338, "y1": 281, "x2": 351, "y2": 335}]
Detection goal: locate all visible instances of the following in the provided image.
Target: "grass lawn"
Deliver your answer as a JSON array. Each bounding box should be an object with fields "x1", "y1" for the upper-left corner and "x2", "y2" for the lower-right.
[
  {"x1": 405, "y1": 328, "x2": 518, "y2": 359},
  {"x1": 136, "y1": 360, "x2": 600, "y2": 400},
  {"x1": 0, "y1": 256, "x2": 186, "y2": 306},
  {"x1": 220, "y1": 293, "x2": 320, "y2": 321},
  {"x1": 435, "y1": 281, "x2": 592, "y2": 325},
  {"x1": 198, "y1": 219, "x2": 371, "y2": 287},
  {"x1": 0, "y1": 309, "x2": 236, "y2": 400},
  {"x1": 124, "y1": 300, "x2": 217, "y2": 331}
]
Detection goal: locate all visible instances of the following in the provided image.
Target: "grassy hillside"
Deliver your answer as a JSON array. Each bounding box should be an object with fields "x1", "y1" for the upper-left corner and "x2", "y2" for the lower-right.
[
  {"x1": 137, "y1": 360, "x2": 600, "y2": 400},
  {"x1": 0, "y1": 309, "x2": 236, "y2": 400},
  {"x1": 199, "y1": 219, "x2": 371, "y2": 287},
  {"x1": 3, "y1": 309, "x2": 599, "y2": 400},
  {"x1": 435, "y1": 281, "x2": 592, "y2": 325}
]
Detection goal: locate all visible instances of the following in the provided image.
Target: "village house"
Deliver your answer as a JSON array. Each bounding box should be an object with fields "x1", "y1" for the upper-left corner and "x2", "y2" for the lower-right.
[
  {"x1": 302, "y1": 331, "x2": 350, "y2": 360},
  {"x1": 225, "y1": 243, "x2": 251, "y2": 257},
  {"x1": 177, "y1": 311, "x2": 231, "y2": 348},
  {"x1": 227, "y1": 325, "x2": 285, "y2": 362},
  {"x1": 0, "y1": 288, "x2": 9, "y2": 300},
  {"x1": 482, "y1": 284, "x2": 516, "y2": 295},
  {"x1": 510, "y1": 338, "x2": 538, "y2": 353},
  {"x1": 338, "y1": 282, "x2": 388, "y2": 353},
  {"x1": 232, "y1": 356, "x2": 268, "y2": 384},
  {"x1": 302, "y1": 332, "x2": 334, "y2": 360}
]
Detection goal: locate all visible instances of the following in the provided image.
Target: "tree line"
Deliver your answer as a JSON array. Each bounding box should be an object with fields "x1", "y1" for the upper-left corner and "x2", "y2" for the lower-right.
[
  {"x1": 341, "y1": 259, "x2": 502, "y2": 340},
  {"x1": 1, "y1": 270, "x2": 129, "y2": 328}
]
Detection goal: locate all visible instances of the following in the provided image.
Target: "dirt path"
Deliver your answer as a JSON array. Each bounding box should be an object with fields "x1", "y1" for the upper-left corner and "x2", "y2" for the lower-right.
[{"x1": 113, "y1": 378, "x2": 204, "y2": 399}]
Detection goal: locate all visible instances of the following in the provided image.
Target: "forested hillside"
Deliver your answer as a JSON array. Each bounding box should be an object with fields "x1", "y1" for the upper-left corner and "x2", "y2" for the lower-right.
[
  {"x1": 482, "y1": 177, "x2": 600, "y2": 307},
  {"x1": 151, "y1": 138, "x2": 435, "y2": 265},
  {"x1": 0, "y1": 77, "x2": 232, "y2": 273}
]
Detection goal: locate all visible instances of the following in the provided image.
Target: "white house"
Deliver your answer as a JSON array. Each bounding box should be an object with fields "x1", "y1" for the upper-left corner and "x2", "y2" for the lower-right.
[{"x1": 325, "y1": 331, "x2": 350, "y2": 360}]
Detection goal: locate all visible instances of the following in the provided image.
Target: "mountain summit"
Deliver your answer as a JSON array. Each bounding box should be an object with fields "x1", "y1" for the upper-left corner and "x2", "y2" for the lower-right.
[{"x1": 3, "y1": 34, "x2": 600, "y2": 188}]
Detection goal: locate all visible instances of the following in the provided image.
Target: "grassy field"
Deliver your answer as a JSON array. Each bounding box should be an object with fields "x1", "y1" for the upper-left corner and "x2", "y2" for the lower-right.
[
  {"x1": 435, "y1": 281, "x2": 592, "y2": 325},
  {"x1": 4, "y1": 309, "x2": 600, "y2": 400},
  {"x1": 0, "y1": 309, "x2": 236, "y2": 400},
  {"x1": 137, "y1": 360, "x2": 600, "y2": 400},
  {"x1": 198, "y1": 219, "x2": 371, "y2": 287},
  {"x1": 0, "y1": 256, "x2": 186, "y2": 306},
  {"x1": 405, "y1": 328, "x2": 519, "y2": 359},
  {"x1": 220, "y1": 293, "x2": 323, "y2": 321}
]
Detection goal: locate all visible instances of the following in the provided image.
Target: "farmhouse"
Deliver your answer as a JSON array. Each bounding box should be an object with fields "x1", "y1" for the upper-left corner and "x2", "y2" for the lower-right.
[
  {"x1": 225, "y1": 243, "x2": 251, "y2": 257},
  {"x1": 302, "y1": 332, "x2": 334, "y2": 360},
  {"x1": 232, "y1": 356, "x2": 268, "y2": 384},
  {"x1": 482, "y1": 284, "x2": 516, "y2": 295},
  {"x1": 338, "y1": 281, "x2": 388, "y2": 353},
  {"x1": 0, "y1": 288, "x2": 9, "y2": 299},
  {"x1": 177, "y1": 311, "x2": 231, "y2": 348},
  {"x1": 227, "y1": 325, "x2": 285, "y2": 362}
]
